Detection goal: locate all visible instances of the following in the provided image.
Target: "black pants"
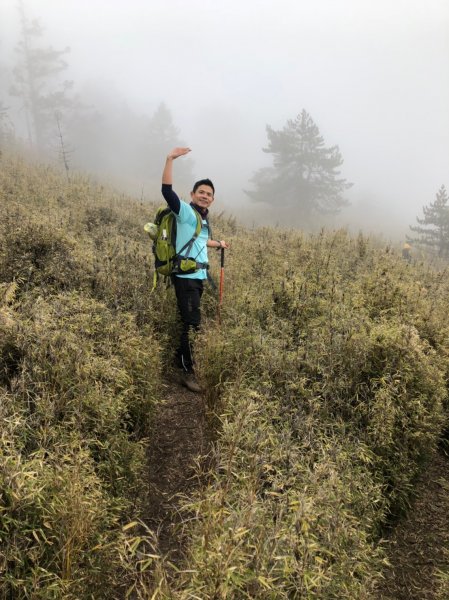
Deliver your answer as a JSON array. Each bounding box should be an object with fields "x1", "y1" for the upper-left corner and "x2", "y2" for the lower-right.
[{"x1": 172, "y1": 276, "x2": 204, "y2": 373}]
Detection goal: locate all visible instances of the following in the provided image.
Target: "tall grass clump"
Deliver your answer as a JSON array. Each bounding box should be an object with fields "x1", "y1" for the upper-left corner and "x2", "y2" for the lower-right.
[
  {"x1": 435, "y1": 562, "x2": 449, "y2": 600},
  {"x1": 163, "y1": 228, "x2": 449, "y2": 598},
  {"x1": 0, "y1": 155, "x2": 169, "y2": 597}
]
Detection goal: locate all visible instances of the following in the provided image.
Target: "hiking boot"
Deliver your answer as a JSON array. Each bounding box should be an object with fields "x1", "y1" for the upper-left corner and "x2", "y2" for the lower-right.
[{"x1": 182, "y1": 373, "x2": 202, "y2": 393}]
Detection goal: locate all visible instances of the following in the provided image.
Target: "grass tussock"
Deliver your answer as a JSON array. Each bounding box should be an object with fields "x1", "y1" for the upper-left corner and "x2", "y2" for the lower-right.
[
  {"x1": 1, "y1": 154, "x2": 449, "y2": 598},
  {"x1": 0, "y1": 156, "x2": 169, "y2": 598},
  {"x1": 436, "y1": 565, "x2": 449, "y2": 600},
  {"x1": 167, "y1": 228, "x2": 449, "y2": 597}
]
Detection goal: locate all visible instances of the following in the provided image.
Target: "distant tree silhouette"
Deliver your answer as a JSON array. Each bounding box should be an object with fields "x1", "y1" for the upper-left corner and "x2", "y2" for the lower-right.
[
  {"x1": 0, "y1": 101, "x2": 15, "y2": 150},
  {"x1": 246, "y1": 109, "x2": 352, "y2": 221},
  {"x1": 139, "y1": 102, "x2": 193, "y2": 187},
  {"x1": 409, "y1": 185, "x2": 449, "y2": 256},
  {"x1": 0, "y1": 60, "x2": 9, "y2": 100},
  {"x1": 10, "y1": 1, "x2": 76, "y2": 150}
]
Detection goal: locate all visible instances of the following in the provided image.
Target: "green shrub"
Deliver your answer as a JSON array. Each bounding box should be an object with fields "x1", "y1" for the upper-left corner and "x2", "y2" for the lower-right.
[
  {"x1": 0, "y1": 424, "x2": 129, "y2": 599},
  {"x1": 179, "y1": 225, "x2": 449, "y2": 598},
  {"x1": 435, "y1": 563, "x2": 449, "y2": 600},
  {"x1": 0, "y1": 215, "x2": 95, "y2": 297},
  {"x1": 164, "y1": 385, "x2": 385, "y2": 598}
]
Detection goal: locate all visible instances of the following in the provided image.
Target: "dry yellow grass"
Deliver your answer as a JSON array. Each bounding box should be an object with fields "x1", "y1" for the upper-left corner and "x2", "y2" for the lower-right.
[{"x1": 1, "y1": 153, "x2": 449, "y2": 598}]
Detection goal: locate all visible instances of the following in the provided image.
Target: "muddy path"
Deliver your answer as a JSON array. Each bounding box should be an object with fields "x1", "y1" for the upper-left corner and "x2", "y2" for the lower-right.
[
  {"x1": 375, "y1": 449, "x2": 449, "y2": 600},
  {"x1": 145, "y1": 377, "x2": 213, "y2": 563}
]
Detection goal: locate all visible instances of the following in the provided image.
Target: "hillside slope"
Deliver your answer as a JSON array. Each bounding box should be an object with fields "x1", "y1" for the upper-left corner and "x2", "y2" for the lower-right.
[{"x1": 1, "y1": 154, "x2": 449, "y2": 598}]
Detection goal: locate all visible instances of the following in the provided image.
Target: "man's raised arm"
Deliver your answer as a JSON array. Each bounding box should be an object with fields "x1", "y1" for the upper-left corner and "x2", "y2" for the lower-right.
[{"x1": 161, "y1": 147, "x2": 191, "y2": 214}]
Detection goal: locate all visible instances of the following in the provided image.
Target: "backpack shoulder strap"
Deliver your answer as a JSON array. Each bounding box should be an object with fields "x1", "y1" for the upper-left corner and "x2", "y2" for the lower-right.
[
  {"x1": 205, "y1": 215, "x2": 212, "y2": 240},
  {"x1": 192, "y1": 206, "x2": 212, "y2": 239},
  {"x1": 176, "y1": 207, "x2": 203, "y2": 257},
  {"x1": 191, "y1": 206, "x2": 203, "y2": 235}
]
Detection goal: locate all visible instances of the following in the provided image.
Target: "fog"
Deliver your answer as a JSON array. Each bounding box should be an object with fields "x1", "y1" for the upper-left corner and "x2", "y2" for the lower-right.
[{"x1": 1, "y1": 0, "x2": 448, "y2": 238}]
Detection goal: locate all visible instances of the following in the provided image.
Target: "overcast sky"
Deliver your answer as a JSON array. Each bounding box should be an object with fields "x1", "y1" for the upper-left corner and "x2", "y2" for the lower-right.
[{"x1": 1, "y1": 0, "x2": 448, "y2": 236}]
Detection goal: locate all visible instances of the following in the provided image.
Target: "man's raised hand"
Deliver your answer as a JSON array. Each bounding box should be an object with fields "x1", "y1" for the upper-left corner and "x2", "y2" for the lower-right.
[{"x1": 168, "y1": 147, "x2": 191, "y2": 160}]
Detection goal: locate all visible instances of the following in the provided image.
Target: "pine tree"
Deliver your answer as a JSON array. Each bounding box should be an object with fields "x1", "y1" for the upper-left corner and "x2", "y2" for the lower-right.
[
  {"x1": 409, "y1": 185, "x2": 449, "y2": 256},
  {"x1": 10, "y1": 1, "x2": 75, "y2": 150},
  {"x1": 246, "y1": 109, "x2": 352, "y2": 220},
  {"x1": 140, "y1": 102, "x2": 193, "y2": 186}
]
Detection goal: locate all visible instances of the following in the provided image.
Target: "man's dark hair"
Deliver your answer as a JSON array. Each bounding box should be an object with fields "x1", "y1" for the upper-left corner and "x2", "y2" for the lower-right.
[{"x1": 193, "y1": 178, "x2": 215, "y2": 194}]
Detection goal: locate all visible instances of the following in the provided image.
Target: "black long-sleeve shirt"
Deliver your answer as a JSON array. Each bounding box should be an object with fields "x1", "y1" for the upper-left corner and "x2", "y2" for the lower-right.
[{"x1": 161, "y1": 183, "x2": 181, "y2": 214}]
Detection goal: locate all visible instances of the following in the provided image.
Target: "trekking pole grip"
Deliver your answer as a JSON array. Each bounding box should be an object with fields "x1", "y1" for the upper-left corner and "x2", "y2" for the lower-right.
[{"x1": 220, "y1": 247, "x2": 225, "y2": 267}]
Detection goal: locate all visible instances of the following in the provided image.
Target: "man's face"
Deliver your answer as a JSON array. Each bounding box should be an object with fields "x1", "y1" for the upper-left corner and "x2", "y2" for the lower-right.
[{"x1": 191, "y1": 185, "x2": 214, "y2": 210}]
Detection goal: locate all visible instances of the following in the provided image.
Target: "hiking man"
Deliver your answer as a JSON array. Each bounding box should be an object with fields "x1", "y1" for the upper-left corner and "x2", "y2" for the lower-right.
[{"x1": 162, "y1": 147, "x2": 229, "y2": 392}]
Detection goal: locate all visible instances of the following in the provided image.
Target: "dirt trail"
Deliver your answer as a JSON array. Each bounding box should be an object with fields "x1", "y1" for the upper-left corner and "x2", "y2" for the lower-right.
[
  {"x1": 146, "y1": 377, "x2": 212, "y2": 562},
  {"x1": 375, "y1": 450, "x2": 449, "y2": 600}
]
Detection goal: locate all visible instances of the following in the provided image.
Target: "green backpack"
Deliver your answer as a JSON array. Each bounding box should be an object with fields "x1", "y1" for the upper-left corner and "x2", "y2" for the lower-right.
[{"x1": 144, "y1": 207, "x2": 208, "y2": 285}]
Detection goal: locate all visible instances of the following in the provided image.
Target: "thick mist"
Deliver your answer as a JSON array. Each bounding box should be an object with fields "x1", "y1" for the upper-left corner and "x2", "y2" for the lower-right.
[{"x1": 1, "y1": 0, "x2": 448, "y2": 239}]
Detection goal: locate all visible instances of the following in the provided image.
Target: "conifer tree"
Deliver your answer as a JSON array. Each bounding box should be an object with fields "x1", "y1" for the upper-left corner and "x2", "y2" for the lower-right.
[
  {"x1": 246, "y1": 109, "x2": 352, "y2": 220},
  {"x1": 10, "y1": 1, "x2": 74, "y2": 150},
  {"x1": 409, "y1": 185, "x2": 449, "y2": 256},
  {"x1": 140, "y1": 102, "x2": 193, "y2": 186}
]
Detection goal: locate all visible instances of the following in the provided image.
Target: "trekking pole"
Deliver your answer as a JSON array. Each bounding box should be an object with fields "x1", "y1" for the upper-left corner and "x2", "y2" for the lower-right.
[{"x1": 218, "y1": 247, "x2": 225, "y2": 324}]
